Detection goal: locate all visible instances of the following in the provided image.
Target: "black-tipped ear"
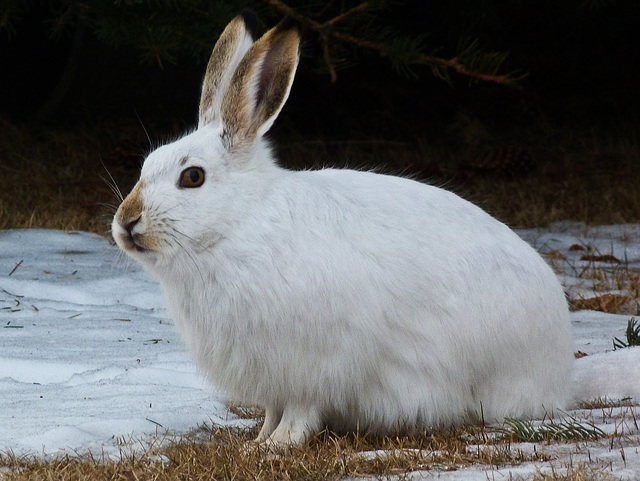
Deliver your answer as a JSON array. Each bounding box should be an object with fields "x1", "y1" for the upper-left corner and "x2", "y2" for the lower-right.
[{"x1": 239, "y1": 9, "x2": 260, "y2": 40}]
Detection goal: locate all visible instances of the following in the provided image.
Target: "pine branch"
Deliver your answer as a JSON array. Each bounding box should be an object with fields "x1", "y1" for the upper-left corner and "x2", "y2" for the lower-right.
[
  {"x1": 326, "y1": 2, "x2": 372, "y2": 27},
  {"x1": 264, "y1": 0, "x2": 517, "y2": 85},
  {"x1": 314, "y1": 0, "x2": 339, "y2": 18}
]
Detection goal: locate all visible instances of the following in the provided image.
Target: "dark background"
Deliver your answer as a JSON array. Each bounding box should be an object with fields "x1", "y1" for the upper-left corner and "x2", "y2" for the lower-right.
[{"x1": 2, "y1": 1, "x2": 638, "y2": 140}]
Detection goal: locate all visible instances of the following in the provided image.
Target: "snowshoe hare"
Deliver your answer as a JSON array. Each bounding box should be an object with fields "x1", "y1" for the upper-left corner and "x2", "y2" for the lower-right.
[{"x1": 112, "y1": 11, "x2": 573, "y2": 446}]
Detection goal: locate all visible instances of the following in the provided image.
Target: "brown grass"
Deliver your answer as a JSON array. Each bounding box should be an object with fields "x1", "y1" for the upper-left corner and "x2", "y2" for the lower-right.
[
  {"x1": 570, "y1": 293, "x2": 637, "y2": 314},
  {"x1": 0, "y1": 423, "x2": 555, "y2": 481},
  {"x1": 2, "y1": 116, "x2": 640, "y2": 234},
  {"x1": 562, "y1": 254, "x2": 640, "y2": 315},
  {"x1": 0, "y1": 116, "x2": 163, "y2": 236},
  {"x1": 532, "y1": 466, "x2": 618, "y2": 481},
  {"x1": 1, "y1": 418, "x2": 623, "y2": 481}
]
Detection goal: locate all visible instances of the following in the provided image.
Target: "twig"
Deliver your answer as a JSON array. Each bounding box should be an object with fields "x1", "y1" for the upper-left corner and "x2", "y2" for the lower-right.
[
  {"x1": 8, "y1": 259, "x2": 23, "y2": 276},
  {"x1": 146, "y1": 418, "x2": 164, "y2": 428},
  {"x1": 1, "y1": 288, "x2": 24, "y2": 298},
  {"x1": 321, "y1": 39, "x2": 337, "y2": 83},
  {"x1": 265, "y1": 0, "x2": 310, "y2": 25},
  {"x1": 326, "y1": 2, "x2": 371, "y2": 27},
  {"x1": 314, "y1": 0, "x2": 338, "y2": 18}
]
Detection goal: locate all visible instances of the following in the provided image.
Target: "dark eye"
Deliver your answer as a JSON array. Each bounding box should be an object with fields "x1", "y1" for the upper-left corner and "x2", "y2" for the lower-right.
[{"x1": 179, "y1": 167, "x2": 205, "y2": 188}]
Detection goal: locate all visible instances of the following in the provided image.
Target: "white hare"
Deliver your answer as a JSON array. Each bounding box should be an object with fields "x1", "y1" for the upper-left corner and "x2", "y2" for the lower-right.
[{"x1": 112, "y1": 12, "x2": 575, "y2": 446}]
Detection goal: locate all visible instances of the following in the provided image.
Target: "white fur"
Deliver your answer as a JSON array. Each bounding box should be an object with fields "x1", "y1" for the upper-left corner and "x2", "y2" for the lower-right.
[{"x1": 112, "y1": 16, "x2": 575, "y2": 445}]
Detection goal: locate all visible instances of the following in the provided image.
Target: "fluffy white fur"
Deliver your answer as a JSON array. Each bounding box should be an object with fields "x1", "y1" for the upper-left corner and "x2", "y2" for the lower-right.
[{"x1": 112, "y1": 14, "x2": 576, "y2": 445}]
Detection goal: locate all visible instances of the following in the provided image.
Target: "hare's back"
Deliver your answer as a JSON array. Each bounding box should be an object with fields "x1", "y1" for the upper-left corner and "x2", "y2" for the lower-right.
[
  {"x1": 280, "y1": 168, "x2": 567, "y2": 322},
  {"x1": 303, "y1": 168, "x2": 525, "y2": 253}
]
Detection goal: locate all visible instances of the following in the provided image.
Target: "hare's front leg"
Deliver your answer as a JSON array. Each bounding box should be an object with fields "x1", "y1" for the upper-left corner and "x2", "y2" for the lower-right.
[
  {"x1": 254, "y1": 407, "x2": 283, "y2": 443},
  {"x1": 263, "y1": 405, "x2": 323, "y2": 446}
]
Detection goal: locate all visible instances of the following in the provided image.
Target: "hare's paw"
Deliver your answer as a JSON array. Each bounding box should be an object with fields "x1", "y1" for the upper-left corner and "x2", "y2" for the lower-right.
[
  {"x1": 253, "y1": 407, "x2": 283, "y2": 443},
  {"x1": 261, "y1": 405, "x2": 322, "y2": 446}
]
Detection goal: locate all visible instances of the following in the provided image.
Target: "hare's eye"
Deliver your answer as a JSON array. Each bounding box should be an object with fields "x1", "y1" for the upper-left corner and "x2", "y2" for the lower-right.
[{"x1": 179, "y1": 167, "x2": 205, "y2": 188}]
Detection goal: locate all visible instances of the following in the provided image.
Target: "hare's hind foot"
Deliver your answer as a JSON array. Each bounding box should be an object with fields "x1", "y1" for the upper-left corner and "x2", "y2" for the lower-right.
[
  {"x1": 254, "y1": 405, "x2": 322, "y2": 447},
  {"x1": 253, "y1": 407, "x2": 283, "y2": 443}
]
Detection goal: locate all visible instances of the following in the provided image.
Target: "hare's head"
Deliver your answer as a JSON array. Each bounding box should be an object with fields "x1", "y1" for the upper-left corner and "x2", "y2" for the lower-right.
[{"x1": 112, "y1": 12, "x2": 299, "y2": 270}]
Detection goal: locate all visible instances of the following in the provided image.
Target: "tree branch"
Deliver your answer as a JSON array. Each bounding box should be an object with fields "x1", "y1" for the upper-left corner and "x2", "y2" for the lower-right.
[
  {"x1": 264, "y1": 0, "x2": 514, "y2": 85},
  {"x1": 334, "y1": 31, "x2": 513, "y2": 84},
  {"x1": 326, "y1": 2, "x2": 371, "y2": 27}
]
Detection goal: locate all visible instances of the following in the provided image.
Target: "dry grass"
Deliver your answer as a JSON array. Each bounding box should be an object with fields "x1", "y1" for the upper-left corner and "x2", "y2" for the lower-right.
[
  {"x1": 0, "y1": 397, "x2": 622, "y2": 481},
  {"x1": 0, "y1": 389, "x2": 620, "y2": 480},
  {"x1": 1, "y1": 417, "x2": 623, "y2": 481},
  {"x1": 0, "y1": 422, "x2": 558, "y2": 481},
  {"x1": 531, "y1": 466, "x2": 618, "y2": 481},
  {"x1": 570, "y1": 293, "x2": 637, "y2": 314},
  {"x1": 0, "y1": 115, "x2": 170, "y2": 236},
  {"x1": 2, "y1": 116, "x2": 640, "y2": 234},
  {"x1": 562, "y1": 250, "x2": 639, "y2": 313}
]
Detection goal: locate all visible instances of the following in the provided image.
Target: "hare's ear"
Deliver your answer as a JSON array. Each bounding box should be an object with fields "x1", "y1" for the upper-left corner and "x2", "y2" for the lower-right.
[
  {"x1": 198, "y1": 10, "x2": 259, "y2": 128},
  {"x1": 220, "y1": 18, "x2": 300, "y2": 152}
]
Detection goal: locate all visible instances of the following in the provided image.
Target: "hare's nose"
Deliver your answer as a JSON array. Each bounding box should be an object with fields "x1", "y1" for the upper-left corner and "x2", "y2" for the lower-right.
[{"x1": 124, "y1": 216, "x2": 141, "y2": 235}]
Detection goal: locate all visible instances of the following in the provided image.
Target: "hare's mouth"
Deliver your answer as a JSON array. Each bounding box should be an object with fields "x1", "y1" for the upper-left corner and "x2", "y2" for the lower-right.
[
  {"x1": 114, "y1": 228, "x2": 155, "y2": 254},
  {"x1": 132, "y1": 241, "x2": 149, "y2": 253},
  {"x1": 126, "y1": 234, "x2": 153, "y2": 253},
  {"x1": 131, "y1": 233, "x2": 151, "y2": 252}
]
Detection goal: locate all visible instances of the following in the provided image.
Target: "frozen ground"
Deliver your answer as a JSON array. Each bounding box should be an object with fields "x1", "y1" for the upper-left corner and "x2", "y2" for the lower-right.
[
  {"x1": 1, "y1": 224, "x2": 640, "y2": 479},
  {"x1": 0, "y1": 229, "x2": 250, "y2": 460}
]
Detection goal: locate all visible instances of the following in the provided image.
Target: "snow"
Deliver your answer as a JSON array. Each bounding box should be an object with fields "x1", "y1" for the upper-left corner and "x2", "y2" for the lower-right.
[
  {"x1": 0, "y1": 230, "x2": 248, "y2": 459},
  {"x1": 1, "y1": 224, "x2": 640, "y2": 479}
]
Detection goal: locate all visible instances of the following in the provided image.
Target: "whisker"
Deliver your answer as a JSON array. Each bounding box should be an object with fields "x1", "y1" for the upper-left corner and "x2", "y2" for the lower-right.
[
  {"x1": 99, "y1": 202, "x2": 120, "y2": 214},
  {"x1": 110, "y1": 243, "x2": 132, "y2": 271},
  {"x1": 99, "y1": 157, "x2": 124, "y2": 202},
  {"x1": 171, "y1": 223, "x2": 214, "y2": 253},
  {"x1": 135, "y1": 110, "x2": 153, "y2": 149},
  {"x1": 169, "y1": 230, "x2": 208, "y2": 286},
  {"x1": 155, "y1": 200, "x2": 190, "y2": 218}
]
